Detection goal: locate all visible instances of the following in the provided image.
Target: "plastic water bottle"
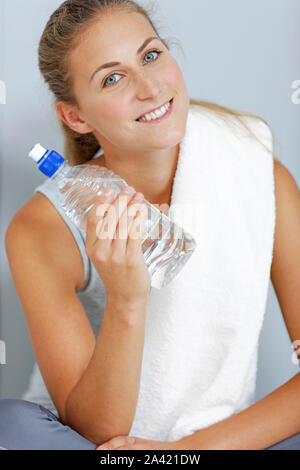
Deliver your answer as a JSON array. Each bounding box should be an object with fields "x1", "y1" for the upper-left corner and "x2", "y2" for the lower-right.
[{"x1": 28, "y1": 143, "x2": 196, "y2": 289}]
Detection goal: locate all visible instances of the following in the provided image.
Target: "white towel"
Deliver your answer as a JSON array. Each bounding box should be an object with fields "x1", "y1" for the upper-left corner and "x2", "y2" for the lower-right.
[{"x1": 127, "y1": 104, "x2": 275, "y2": 442}]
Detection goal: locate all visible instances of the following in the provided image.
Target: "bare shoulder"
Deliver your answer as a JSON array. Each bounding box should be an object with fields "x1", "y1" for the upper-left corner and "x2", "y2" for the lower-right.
[
  {"x1": 6, "y1": 191, "x2": 85, "y2": 292},
  {"x1": 272, "y1": 159, "x2": 300, "y2": 260},
  {"x1": 273, "y1": 160, "x2": 300, "y2": 200},
  {"x1": 271, "y1": 159, "x2": 300, "y2": 343}
]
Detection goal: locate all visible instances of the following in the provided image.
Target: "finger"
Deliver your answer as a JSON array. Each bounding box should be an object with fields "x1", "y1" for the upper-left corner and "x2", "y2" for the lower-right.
[
  {"x1": 112, "y1": 193, "x2": 145, "y2": 255},
  {"x1": 127, "y1": 203, "x2": 148, "y2": 255},
  {"x1": 127, "y1": 201, "x2": 147, "y2": 242},
  {"x1": 95, "y1": 188, "x2": 136, "y2": 251},
  {"x1": 85, "y1": 189, "x2": 115, "y2": 249},
  {"x1": 115, "y1": 445, "x2": 134, "y2": 450},
  {"x1": 97, "y1": 435, "x2": 135, "y2": 450},
  {"x1": 115, "y1": 442, "x2": 146, "y2": 450}
]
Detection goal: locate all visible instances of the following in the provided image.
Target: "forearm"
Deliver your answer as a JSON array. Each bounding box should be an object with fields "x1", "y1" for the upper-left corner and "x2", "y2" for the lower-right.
[
  {"x1": 179, "y1": 372, "x2": 300, "y2": 450},
  {"x1": 65, "y1": 300, "x2": 147, "y2": 445}
]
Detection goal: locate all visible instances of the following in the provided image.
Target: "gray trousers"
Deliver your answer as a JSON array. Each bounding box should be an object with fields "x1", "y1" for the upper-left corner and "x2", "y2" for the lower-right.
[{"x1": 0, "y1": 398, "x2": 299, "y2": 450}]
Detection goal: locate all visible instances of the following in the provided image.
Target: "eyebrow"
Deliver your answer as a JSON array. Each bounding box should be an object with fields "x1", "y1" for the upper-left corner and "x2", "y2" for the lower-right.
[{"x1": 89, "y1": 36, "x2": 161, "y2": 84}]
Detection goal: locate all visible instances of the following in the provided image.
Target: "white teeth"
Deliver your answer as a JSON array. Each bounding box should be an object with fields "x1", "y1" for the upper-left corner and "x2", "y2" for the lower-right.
[
  {"x1": 154, "y1": 109, "x2": 163, "y2": 118},
  {"x1": 138, "y1": 100, "x2": 171, "y2": 122}
]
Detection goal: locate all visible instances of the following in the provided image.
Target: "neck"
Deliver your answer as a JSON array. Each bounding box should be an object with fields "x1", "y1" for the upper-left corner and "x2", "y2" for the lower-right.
[{"x1": 97, "y1": 145, "x2": 180, "y2": 209}]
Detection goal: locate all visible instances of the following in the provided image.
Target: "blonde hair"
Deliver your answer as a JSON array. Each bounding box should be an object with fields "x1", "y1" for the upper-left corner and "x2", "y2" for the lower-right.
[{"x1": 38, "y1": 0, "x2": 276, "y2": 165}]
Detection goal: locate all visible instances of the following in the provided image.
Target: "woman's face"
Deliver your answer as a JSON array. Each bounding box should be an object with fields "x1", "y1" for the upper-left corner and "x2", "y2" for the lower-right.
[{"x1": 67, "y1": 10, "x2": 190, "y2": 154}]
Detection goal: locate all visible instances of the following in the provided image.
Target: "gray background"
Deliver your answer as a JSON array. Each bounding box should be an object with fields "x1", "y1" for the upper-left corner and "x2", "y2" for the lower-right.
[{"x1": 1, "y1": 0, "x2": 299, "y2": 402}]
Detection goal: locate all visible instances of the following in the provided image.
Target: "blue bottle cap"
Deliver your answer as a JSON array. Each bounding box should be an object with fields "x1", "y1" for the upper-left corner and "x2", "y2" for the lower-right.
[{"x1": 28, "y1": 143, "x2": 65, "y2": 177}]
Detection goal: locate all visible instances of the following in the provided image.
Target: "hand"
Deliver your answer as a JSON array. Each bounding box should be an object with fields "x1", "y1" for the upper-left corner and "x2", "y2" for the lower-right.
[
  {"x1": 96, "y1": 435, "x2": 180, "y2": 451},
  {"x1": 85, "y1": 187, "x2": 151, "y2": 312}
]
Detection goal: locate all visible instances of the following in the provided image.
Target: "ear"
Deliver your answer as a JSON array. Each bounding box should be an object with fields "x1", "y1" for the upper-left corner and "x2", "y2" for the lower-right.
[{"x1": 55, "y1": 100, "x2": 94, "y2": 134}]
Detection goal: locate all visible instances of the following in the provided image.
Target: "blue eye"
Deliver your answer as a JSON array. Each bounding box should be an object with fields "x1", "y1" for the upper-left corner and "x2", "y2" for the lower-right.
[{"x1": 102, "y1": 50, "x2": 163, "y2": 88}]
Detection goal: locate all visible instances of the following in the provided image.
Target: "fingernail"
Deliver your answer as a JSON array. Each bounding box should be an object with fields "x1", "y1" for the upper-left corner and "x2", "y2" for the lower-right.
[
  {"x1": 103, "y1": 188, "x2": 113, "y2": 196},
  {"x1": 124, "y1": 186, "x2": 135, "y2": 194}
]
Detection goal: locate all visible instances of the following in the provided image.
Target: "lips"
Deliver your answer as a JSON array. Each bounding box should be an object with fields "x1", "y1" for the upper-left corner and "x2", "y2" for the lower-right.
[{"x1": 136, "y1": 99, "x2": 173, "y2": 121}]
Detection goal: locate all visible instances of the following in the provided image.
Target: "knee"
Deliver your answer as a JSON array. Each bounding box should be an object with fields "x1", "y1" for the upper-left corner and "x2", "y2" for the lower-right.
[{"x1": 0, "y1": 399, "x2": 39, "y2": 427}]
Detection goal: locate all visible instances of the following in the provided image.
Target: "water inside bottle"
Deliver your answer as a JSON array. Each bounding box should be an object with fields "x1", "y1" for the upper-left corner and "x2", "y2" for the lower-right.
[{"x1": 55, "y1": 164, "x2": 196, "y2": 288}]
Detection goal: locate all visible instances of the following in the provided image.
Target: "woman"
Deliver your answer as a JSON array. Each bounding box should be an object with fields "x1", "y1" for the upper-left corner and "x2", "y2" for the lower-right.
[{"x1": 2, "y1": 0, "x2": 300, "y2": 450}]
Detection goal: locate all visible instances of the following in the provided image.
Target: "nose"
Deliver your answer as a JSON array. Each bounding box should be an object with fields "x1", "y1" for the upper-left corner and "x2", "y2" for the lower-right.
[{"x1": 134, "y1": 71, "x2": 161, "y2": 100}]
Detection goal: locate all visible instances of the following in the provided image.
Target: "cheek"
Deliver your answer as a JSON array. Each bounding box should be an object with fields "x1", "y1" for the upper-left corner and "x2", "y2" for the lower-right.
[
  {"x1": 164, "y1": 59, "x2": 186, "y2": 89},
  {"x1": 86, "y1": 95, "x2": 128, "y2": 126},
  {"x1": 101, "y1": 99, "x2": 131, "y2": 127}
]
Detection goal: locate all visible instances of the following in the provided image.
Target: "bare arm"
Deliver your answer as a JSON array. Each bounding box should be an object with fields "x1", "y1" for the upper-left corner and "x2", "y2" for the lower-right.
[
  {"x1": 5, "y1": 197, "x2": 97, "y2": 427},
  {"x1": 65, "y1": 187, "x2": 150, "y2": 444},
  {"x1": 5, "y1": 188, "x2": 149, "y2": 446},
  {"x1": 178, "y1": 372, "x2": 300, "y2": 450},
  {"x1": 65, "y1": 299, "x2": 147, "y2": 445}
]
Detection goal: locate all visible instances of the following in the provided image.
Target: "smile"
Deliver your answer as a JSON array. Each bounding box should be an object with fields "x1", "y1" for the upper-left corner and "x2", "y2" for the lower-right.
[{"x1": 136, "y1": 98, "x2": 173, "y2": 124}]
